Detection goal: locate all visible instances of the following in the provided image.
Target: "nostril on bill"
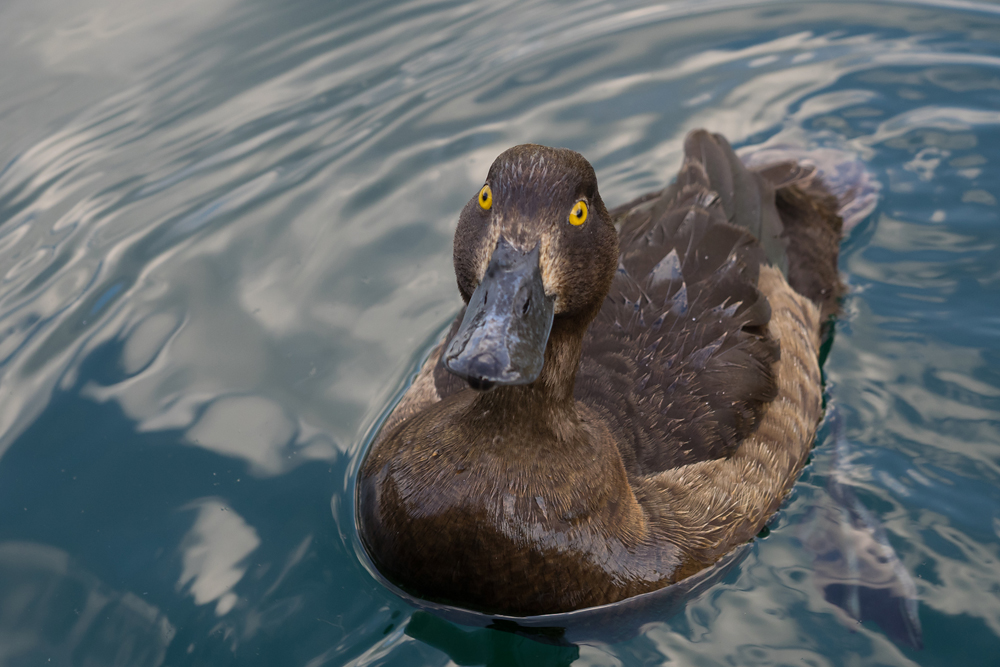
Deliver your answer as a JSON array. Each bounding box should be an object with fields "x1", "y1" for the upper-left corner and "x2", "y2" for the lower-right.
[{"x1": 466, "y1": 377, "x2": 495, "y2": 391}]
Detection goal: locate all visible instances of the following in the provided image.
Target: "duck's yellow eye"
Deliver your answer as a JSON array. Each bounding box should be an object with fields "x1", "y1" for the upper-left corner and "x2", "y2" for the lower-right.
[
  {"x1": 478, "y1": 184, "x2": 492, "y2": 210},
  {"x1": 569, "y1": 200, "x2": 588, "y2": 226}
]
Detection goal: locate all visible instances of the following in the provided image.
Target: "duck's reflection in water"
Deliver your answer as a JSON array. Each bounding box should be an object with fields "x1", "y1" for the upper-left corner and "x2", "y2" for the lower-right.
[
  {"x1": 405, "y1": 611, "x2": 579, "y2": 667},
  {"x1": 0, "y1": 541, "x2": 175, "y2": 666}
]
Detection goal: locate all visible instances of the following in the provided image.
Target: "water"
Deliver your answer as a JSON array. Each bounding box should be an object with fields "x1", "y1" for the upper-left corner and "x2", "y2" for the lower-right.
[{"x1": 0, "y1": 0, "x2": 998, "y2": 664}]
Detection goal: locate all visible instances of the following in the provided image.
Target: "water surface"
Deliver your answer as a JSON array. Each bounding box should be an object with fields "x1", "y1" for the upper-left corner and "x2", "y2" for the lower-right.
[{"x1": 0, "y1": 0, "x2": 999, "y2": 665}]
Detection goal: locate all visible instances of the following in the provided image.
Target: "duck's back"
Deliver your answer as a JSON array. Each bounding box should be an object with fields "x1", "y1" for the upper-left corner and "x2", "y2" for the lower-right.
[{"x1": 576, "y1": 130, "x2": 842, "y2": 483}]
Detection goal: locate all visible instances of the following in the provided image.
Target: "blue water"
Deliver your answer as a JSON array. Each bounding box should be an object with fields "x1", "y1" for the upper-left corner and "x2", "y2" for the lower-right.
[{"x1": 0, "y1": 0, "x2": 999, "y2": 664}]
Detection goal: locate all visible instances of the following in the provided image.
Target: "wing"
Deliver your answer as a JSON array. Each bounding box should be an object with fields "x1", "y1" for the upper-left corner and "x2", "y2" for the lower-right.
[
  {"x1": 577, "y1": 131, "x2": 791, "y2": 477},
  {"x1": 578, "y1": 188, "x2": 779, "y2": 475}
]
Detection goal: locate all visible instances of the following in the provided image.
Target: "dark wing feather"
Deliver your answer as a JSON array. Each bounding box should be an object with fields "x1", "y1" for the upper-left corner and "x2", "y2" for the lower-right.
[
  {"x1": 773, "y1": 175, "x2": 845, "y2": 323},
  {"x1": 578, "y1": 131, "x2": 784, "y2": 477},
  {"x1": 752, "y1": 156, "x2": 845, "y2": 322}
]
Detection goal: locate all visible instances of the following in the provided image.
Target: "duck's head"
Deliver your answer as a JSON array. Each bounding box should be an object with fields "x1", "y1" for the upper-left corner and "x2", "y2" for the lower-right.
[{"x1": 444, "y1": 144, "x2": 618, "y2": 391}]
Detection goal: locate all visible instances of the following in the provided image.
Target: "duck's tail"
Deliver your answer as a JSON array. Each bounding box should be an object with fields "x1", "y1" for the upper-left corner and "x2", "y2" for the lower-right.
[
  {"x1": 743, "y1": 143, "x2": 880, "y2": 235},
  {"x1": 680, "y1": 130, "x2": 849, "y2": 323}
]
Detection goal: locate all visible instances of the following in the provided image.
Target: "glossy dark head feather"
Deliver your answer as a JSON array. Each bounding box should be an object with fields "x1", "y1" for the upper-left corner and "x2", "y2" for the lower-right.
[
  {"x1": 453, "y1": 144, "x2": 618, "y2": 321},
  {"x1": 488, "y1": 144, "x2": 600, "y2": 219}
]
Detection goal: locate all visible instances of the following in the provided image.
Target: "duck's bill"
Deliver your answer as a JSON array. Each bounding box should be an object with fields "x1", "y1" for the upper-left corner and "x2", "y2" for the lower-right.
[{"x1": 443, "y1": 239, "x2": 555, "y2": 391}]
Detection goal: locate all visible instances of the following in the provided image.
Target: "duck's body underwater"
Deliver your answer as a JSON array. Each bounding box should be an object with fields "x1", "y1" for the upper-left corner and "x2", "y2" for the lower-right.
[{"x1": 357, "y1": 130, "x2": 845, "y2": 616}]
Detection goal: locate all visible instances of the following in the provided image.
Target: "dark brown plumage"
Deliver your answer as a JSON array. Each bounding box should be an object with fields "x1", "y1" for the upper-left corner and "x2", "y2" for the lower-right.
[{"x1": 357, "y1": 130, "x2": 844, "y2": 615}]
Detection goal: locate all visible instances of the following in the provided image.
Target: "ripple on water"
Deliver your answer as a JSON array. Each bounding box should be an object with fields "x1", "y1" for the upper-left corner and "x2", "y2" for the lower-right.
[{"x1": 0, "y1": 0, "x2": 998, "y2": 665}]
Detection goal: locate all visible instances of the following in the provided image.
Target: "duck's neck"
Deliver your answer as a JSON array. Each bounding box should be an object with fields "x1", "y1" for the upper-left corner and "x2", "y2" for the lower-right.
[{"x1": 468, "y1": 317, "x2": 587, "y2": 440}]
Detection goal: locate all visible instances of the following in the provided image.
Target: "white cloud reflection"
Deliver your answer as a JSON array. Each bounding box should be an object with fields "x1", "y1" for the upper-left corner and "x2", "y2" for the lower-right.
[
  {"x1": 186, "y1": 396, "x2": 296, "y2": 476},
  {"x1": 178, "y1": 498, "x2": 260, "y2": 617}
]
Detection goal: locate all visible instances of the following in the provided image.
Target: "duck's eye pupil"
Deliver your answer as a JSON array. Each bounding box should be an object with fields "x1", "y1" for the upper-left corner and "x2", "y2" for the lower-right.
[{"x1": 479, "y1": 185, "x2": 492, "y2": 210}]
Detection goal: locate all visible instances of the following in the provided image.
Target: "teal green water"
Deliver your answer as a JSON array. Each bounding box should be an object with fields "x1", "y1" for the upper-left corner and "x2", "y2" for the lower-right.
[{"x1": 1, "y1": 0, "x2": 999, "y2": 664}]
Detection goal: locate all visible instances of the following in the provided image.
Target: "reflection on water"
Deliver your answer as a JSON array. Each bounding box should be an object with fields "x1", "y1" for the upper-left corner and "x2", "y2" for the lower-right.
[
  {"x1": 406, "y1": 613, "x2": 580, "y2": 667},
  {"x1": 798, "y1": 411, "x2": 922, "y2": 649},
  {"x1": 0, "y1": 0, "x2": 999, "y2": 664},
  {"x1": 177, "y1": 499, "x2": 260, "y2": 616},
  {"x1": 0, "y1": 541, "x2": 174, "y2": 666}
]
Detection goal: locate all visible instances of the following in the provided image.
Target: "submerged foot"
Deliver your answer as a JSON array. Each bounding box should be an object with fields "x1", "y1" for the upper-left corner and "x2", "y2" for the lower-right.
[{"x1": 798, "y1": 409, "x2": 923, "y2": 650}]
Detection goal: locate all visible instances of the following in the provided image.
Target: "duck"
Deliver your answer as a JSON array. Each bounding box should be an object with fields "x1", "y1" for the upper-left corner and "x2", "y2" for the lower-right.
[{"x1": 356, "y1": 129, "x2": 845, "y2": 616}]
